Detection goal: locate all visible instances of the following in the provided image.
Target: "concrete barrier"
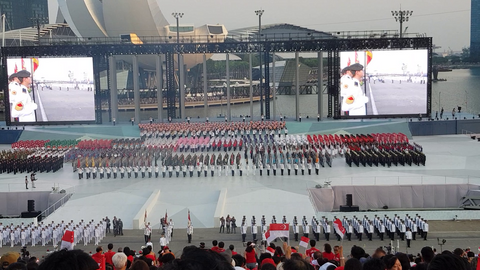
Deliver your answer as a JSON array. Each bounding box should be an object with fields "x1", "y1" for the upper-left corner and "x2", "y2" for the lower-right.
[
  {"x1": 213, "y1": 188, "x2": 228, "y2": 227},
  {"x1": 132, "y1": 189, "x2": 160, "y2": 230}
]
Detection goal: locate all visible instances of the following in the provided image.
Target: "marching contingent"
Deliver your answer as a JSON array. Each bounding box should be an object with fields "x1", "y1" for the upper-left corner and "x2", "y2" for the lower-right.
[
  {"x1": 65, "y1": 120, "x2": 426, "y2": 179},
  {"x1": 234, "y1": 212, "x2": 428, "y2": 246},
  {"x1": 0, "y1": 120, "x2": 427, "y2": 182},
  {"x1": 0, "y1": 217, "x2": 123, "y2": 248}
]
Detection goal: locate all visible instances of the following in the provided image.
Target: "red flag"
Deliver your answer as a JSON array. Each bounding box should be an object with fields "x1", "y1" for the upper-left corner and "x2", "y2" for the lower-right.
[
  {"x1": 366, "y1": 51, "x2": 373, "y2": 65},
  {"x1": 21, "y1": 58, "x2": 26, "y2": 70},
  {"x1": 60, "y1": 230, "x2": 74, "y2": 250},
  {"x1": 265, "y1": 223, "x2": 289, "y2": 244},
  {"x1": 188, "y1": 209, "x2": 191, "y2": 222},
  {"x1": 14, "y1": 63, "x2": 18, "y2": 73},
  {"x1": 347, "y1": 57, "x2": 351, "y2": 67},
  {"x1": 355, "y1": 51, "x2": 359, "y2": 63},
  {"x1": 299, "y1": 236, "x2": 309, "y2": 248},
  {"x1": 333, "y1": 218, "x2": 346, "y2": 239},
  {"x1": 144, "y1": 209, "x2": 147, "y2": 221},
  {"x1": 32, "y1": 58, "x2": 39, "y2": 73}
]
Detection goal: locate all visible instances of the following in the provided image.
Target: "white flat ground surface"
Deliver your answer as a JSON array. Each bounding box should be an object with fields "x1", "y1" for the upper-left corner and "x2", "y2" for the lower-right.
[{"x1": 2, "y1": 134, "x2": 480, "y2": 229}]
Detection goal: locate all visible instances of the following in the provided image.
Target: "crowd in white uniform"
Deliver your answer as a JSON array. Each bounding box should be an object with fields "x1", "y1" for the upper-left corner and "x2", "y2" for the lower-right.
[{"x1": 0, "y1": 218, "x2": 108, "y2": 248}]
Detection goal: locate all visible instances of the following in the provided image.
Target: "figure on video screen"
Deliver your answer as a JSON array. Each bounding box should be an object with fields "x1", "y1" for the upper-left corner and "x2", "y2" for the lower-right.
[
  {"x1": 9, "y1": 70, "x2": 37, "y2": 122},
  {"x1": 340, "y1": 63, "x2": 368, "y2": 116}
]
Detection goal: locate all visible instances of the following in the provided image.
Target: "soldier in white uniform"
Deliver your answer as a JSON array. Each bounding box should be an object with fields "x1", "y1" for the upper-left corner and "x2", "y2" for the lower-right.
[
  {"x1": 251, "y1": 221, "x2": 258, "y2": 241},
  {"x1": 341, "y1": 63, "x2": 369, "y2": 116},
  {"x1": 187, "y1": 222, "x2": 193, "y2": 243},
  {"x1": 10, "y1": 70, "x2": 38, "y2": 122}
]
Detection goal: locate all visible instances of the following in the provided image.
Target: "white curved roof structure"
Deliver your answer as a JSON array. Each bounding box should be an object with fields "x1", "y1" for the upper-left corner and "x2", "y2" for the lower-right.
[{"x1": 57, "y1": 0, "x2": 169, "y2": 38}]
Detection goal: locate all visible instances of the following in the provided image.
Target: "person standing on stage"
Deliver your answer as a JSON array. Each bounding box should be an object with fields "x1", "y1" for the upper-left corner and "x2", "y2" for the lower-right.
[
  {"x1": 187, "y1": 222, "x2": 193, "y2": 244},
  {"x1": 30, "y1": 172, "x2": 36, "y2": 188}
]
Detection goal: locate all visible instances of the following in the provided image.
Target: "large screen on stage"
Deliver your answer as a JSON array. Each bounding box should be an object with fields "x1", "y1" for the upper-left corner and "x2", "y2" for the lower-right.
[
  {"x1": 6, "y1": 57, "x2": 95, "y2": 123},
  {"x1": 339, "y1": 50, "x2": 428, "y2": 117}
]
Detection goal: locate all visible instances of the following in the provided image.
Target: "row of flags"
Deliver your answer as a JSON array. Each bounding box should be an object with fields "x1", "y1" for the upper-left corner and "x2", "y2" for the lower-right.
[
  {"x1": 143, "y1": 209, "x2": 192, "y2": 224},
  {"x1": 13, "y1": 58, "x2": 39, "y2": 74},
  {"x1": 347, "y1": 51, "x2": 373, "y2": 67}
]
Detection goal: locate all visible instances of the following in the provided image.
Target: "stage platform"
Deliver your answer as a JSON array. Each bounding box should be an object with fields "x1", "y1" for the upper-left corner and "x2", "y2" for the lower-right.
[{"x1": 1, "y1": 119, "x2": 480, "y2": 229}]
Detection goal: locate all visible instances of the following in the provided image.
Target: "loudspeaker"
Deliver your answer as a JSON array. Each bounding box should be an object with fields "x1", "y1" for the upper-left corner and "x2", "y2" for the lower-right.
[
  {"x1": 346, "y1": 194, "x2": 353, "y2": 207},
  {"x1": 28, "y1": 200, "x2": 35, "y2": 212}
]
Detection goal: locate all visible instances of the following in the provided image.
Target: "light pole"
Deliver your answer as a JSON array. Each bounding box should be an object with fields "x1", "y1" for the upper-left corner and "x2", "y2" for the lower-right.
[
  {"x1": 255, "y1": 9, "x2": 264, "y2": 117},
  {"x1": 172, "y1": 12, "x2": 184, "y2": 118},
  {"x1": 391, "y1": 9, "x2": 413, "y2": 38}
]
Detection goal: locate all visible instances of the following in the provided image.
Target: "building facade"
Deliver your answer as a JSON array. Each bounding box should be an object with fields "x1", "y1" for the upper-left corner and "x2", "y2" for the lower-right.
[{"x1": 0, "y1": 0, "x2": 48, "y2": 30}]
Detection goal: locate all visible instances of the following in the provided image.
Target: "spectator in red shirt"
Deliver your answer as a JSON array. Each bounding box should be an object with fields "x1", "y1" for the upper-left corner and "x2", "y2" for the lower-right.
[
  {"x1": 91, "y1": 246, "x2": 106, "y2": 270},
  {"x1": 244, "y1": 242, "x2": 258, "y2": 270},
  {"x1": 104, "y1": 243, "x2": 116, "y2": 267},
  {"x1": 306, "y1": 239, "x2": 320, "y2": 260},
  {"x1": 229, "y1": 244, "x2": 238, "y2": 255},
  {"x1": 322, "y1": 243, "x2": 335, "y2": 261},
  {"x1": 211, "y1": 240, "x2": 219, "y2": 252},
  {"x1": 217, "y1": 242, "x2": 226, "y2": 253}
]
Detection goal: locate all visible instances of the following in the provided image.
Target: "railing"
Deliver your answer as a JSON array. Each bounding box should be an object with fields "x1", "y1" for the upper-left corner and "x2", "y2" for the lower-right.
[
  {"x1": 37, "y1": 193, "x2": 74, "y2": 220},
  {"x1": 34, "y1": 30, "x2": 418, "y2": 46},
  {"x1": 314, "y1": 176, "x2": 480, "y2": 186}
]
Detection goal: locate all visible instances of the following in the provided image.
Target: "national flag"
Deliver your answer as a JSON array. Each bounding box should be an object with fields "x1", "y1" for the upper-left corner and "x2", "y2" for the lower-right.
[
  {"x1": 165, "y1": 210, "x2": 168, "y2": 223},
  {"x1": 144, "y1": 209, "x2": 147, "y2": 221},
  {"x1": 265, "y1": 223, "x2": 289, "y2": 244},
  {"x1": 266, "y1": 246, "x2": 275, "y2": 255},
  {"x1": 188, "y1": 209, "x2": 191, "y2": 222},
  {"x1": 21, "y1": 58, "x2": 26, "y2": 70},
  {"x1": 32, "y1": 58, "x2": 39, "y2": 73},
  {"x1": 14, "y1": 63, "x2": 18, "y2": 73},
  {"x1": 355, "y1": 51, "x2": 359, "y2": 63},
  {"x1": 60, "y1": 230, "x2": 74, "y2": 250},
  {"x1": 299, "y1": 236, "x2": 309, "y2": 248},
  {"x1": 347, "y1": 57, "x2": 351, "y2": 67},
  {"x1": 333, "y1": 218, "x2": 346, "y2": 239},
  {"x1": 366, "y1": 51, "x2": 373, "y2": 65}
]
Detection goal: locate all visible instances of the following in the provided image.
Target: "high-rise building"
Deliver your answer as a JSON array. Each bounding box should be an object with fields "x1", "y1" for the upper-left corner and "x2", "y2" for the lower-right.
[
  {"x1": 471, "y1": 0, "x2": 480, "y2": 61},
  {"x1": 0, "y1": 0, "x2": 48, "y2": 31}
]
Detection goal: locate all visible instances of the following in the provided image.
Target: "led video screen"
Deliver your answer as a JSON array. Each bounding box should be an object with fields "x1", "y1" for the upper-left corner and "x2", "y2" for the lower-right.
[
  {"x1": 6, "y1": 57, "x2": 95, "y2": 123},
  {"x1": 339, "y1": 50, "x2": 428, "y2": 117}
]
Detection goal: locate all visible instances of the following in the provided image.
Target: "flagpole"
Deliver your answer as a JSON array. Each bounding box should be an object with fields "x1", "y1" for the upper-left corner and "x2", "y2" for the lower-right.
[{"x1": 364, "y1": 51, "x2": 367, "y2": 115}]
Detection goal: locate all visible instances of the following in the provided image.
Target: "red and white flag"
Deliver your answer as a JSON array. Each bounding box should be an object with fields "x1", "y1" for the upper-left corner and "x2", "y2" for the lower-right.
[
  {"x1": 188, "y1": 209, "x2": 191, "y2": 222},
  {"x1": 299, "y1": 236, "x2": 309, "y2": 248},
  {"x1": 144, "y1": 209, "x2": 147, "y2": 222},
  {"x1": 266, "y1": 246, "x2": 275, "y2": 255},
  {"x1": 333, "y1": 218, "x2": 346, "y2": 239},
  {"x1": 265, "y1": 223, "x2": 289, "y2": 244},
  {"x1": 60, "y1": 230, "x2": 74, "y2": 250}
]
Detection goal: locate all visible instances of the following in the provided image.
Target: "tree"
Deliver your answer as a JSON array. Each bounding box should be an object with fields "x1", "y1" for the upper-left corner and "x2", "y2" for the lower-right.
[{"x1": 461, "y1": 47, "x2": 470, "y2": 62}]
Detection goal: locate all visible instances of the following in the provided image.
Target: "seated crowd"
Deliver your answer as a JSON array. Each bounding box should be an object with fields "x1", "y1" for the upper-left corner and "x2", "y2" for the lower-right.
[{"x1": 0, "y1": 240, "x2": 476, "y2": 270}]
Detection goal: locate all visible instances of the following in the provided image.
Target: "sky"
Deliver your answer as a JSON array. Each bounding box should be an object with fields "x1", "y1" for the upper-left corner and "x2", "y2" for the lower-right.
[{"x1": 159, "y1": 0, "x2": 471, "y2": 52}]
